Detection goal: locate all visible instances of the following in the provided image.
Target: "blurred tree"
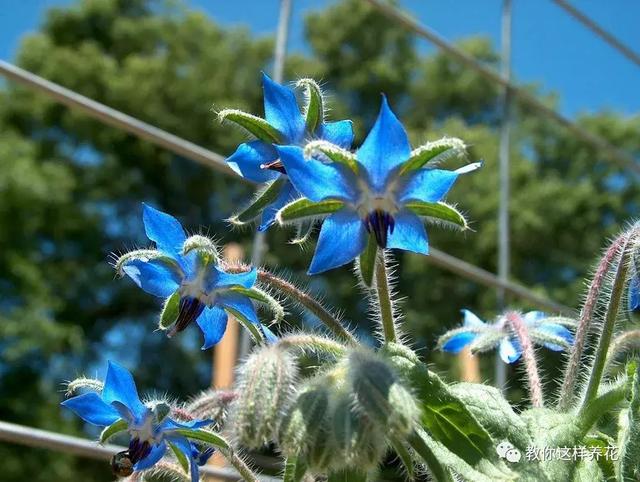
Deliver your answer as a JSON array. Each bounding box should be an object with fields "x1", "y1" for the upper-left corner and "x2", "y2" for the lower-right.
[{"x1": 0, "y1": 0, "x2": 639, "y2": 480}]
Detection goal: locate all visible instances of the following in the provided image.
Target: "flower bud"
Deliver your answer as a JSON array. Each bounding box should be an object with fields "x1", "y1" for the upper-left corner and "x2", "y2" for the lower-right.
[
  {"x1": 330, "y1": 392, "x2": 386, "y2": 471},
  {"x1": 231, "y1": 345, "x2": 298, "y2": 449},
  {"x1": 348, "y1": 350, "x2": 419, "y2": 437},
  {"x1": 278, "y1": 381, "x2": 331, "y2": 459}
]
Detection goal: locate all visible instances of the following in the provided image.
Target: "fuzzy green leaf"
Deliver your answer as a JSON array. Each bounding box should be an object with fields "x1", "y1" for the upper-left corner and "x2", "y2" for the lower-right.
[
  {"x1": 277, "y1": 198, "x2": 344, "y2": 225},
  {"x1": 298, "y1": 79, "x2": 324, "y2": 133},
  {"x1": 159, "y1": 291, "x2": 180, "y2": 329},
  {"x1": 283, "y1": 456, "x2": 307, "y2": 482},
  {"x1": 405, "y1": 201, "x2": 467, "y2": 229},
  {"x1": 175, "y1": 428, "x2": 229, "y2": 450},
  {"x1": 358, "y1": 235, "x2": 377, "y2": 287},
  {"x1": 408, "y1": 364, "x2": 496, "y2": 467},
  {"x1": 99, "y1": 418, "x2": 127, "y2": 443},
  {"x1": 168, "y1": 440, "x2": 190, "y2": 474},
  {"x1": 399, "y1": 137, "x2": 466, "y2": 174},
  {"x1": 390, "y1": 436, "x2": 414, "y2": 480},
  {"x1": 218, "y1": 109, "x2": 282, "y2": 143},
  {"x1": 231, "y1": 178, "x2": 286, "y2": 224}
]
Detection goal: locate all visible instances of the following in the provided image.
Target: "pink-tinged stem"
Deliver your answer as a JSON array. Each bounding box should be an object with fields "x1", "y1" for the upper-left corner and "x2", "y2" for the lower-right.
[
  {"x1": 557, "y1": 234, "x2": 627, "y2": 410},
  {"x1": 506, "y1": 311, "x2": 543, "y2": 408}
]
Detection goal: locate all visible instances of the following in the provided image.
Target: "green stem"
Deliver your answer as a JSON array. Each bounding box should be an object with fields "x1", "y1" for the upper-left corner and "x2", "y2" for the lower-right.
[
  {"x1": 577, "y1": 381, "x2": 627, "y2": 436},
  {"x1": 375, "y1": 251, "x2": 397, "y2": 343},
  {"x1": 581, "y1": 234, "x2": 632, "y2": 410},
  {"x1": 218, "y1": 446, "x2": 260, "y2": 482}
]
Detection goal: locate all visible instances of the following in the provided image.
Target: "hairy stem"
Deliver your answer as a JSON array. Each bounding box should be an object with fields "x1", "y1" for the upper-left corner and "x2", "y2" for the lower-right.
[
  {"x1": 275, "y1": 334, "x2": 347, "y2": 357},
  {"x1": 375, "y1": 251, "x2": 397, "y2": 343},
  {"x1": 505, "y1": 311, "x2": 543, "y2": 407},
  {"x1": 219, "y1": 446, "x2": 260, "y2": 482},
  {"x1": 258, "y1": 269, "x2": 357, "y2": 345},
  {"x1": 224, "y1": 262, "x2": 357, "y2": 344},
  {"x1": 581, "y1": 233, "x2": 633, "y2": 410},
  {"x1": 558, "y1": 234, "x2": 627, "y2": 410}
]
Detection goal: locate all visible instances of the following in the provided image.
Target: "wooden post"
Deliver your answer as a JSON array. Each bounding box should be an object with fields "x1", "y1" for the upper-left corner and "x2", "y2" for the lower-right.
[
  {"x1": 208, "y1": 243, "x2": 244, "y2": 479},
  {"x1": 458, "y1": 348, "x2": 481, "y2": 383}
]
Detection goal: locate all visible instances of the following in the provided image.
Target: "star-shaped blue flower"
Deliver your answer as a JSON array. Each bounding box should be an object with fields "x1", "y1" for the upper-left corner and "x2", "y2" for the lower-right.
[
  {"x1": 440, "y1": 309, "x2": 574, "y2": 363},
  {"x1": 61, "y1": 361, "x2": 210, "y2": 481},
  {"x1": 628, "y1": 274, "x2": 640, "y2": 312},
  {"x1": 225, "y1": 73, "x2": 354, "y2": 231},
  {"x1": 276, "y1": 96, "x2": 479, "y2": 274},
  {"x1": 120, "y1": 204, "x2": 272, "y2": 349}
]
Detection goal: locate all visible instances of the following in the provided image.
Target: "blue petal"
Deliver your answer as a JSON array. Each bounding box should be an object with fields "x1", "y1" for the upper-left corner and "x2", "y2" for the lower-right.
[
  {"x1": 167, "y1": 437, "x2": 200, "y2": 482},
  {"x1": 537, "y1": 322, "x2": 574, "y2": 352},
  {"x1": 259, "y1": 181, "x2": 297, "y2": 231},
  {"x1": 206, "y1": 266, "x2": 257, "y2": 291},
  {"x1": 218, "y1": 293, "x2": 259, "y2": 325},
  {"x1": 123, "y1": 259, "x2": 181, "y2": 298},
  {"x1": 356, "y1": 96, "x2": 410, "y2": 192},
  {"x1": 442, "y1": 332, "x2": 477, "y2": 353},
  {"x1": 499, "y1": 338, "x2": 522, "y2": 364},
  {"x1": 226, "y1": 140, "x2": 280, "y2": 184},
  {"x1": 262, "y1": 73, "x2": 305, "y2": 142},
  {"x1": 386, "y1": 210, "x2": 428, "y2": 254},
  {"x1": 142, "y1": 204, "x2": 187, "y2": 258},
  {"x1": 262, "y1": 325, "x2": 278, "y2": 344},
  {"x1": 276, "y1": 146, "x2": 358, "y2": 203},
  {"x1": 629, "y1": 276, "x2": 640, "y2": 311},
  {"x1": 462, "y1": 309, "x2": 486, "y2": 327},
  {"x1": 196, "y1": 306, "x2": 228, "y2": 350},
  {"x1": 309, "y1": 209, "x2": 367, "y2": 274},
  {"x1": 319, "y1": 120, "x2": 354, "y2": 148},
  {"x1": 398, "y1": 168, "x2": 460, "y2": 204},
  {"x1": 61, "y1": 392, "x2": 121, "y2": 426},
  {"x1": 135, "y1": 441, "x2": 167, "y2": 471},
  {"x1": 102, "y1": 361, "x2": 147, "y2": 423},
  {"x1": 523, "y1": 311, "x2": 547, "y2": 326}
]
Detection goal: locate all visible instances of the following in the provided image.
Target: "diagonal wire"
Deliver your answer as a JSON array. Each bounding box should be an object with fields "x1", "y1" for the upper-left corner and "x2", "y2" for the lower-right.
[
  {"x1": 365, "y1": 0, "x2": 639, "y2": 175},
  {"x1": 552, "y1": 0, "x2": 640, "y2": 69}
]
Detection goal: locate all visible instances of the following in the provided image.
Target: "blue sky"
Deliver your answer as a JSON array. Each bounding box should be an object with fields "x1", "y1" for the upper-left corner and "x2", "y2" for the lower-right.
[{"x1": 1, "y1": 0, "x2": 638, "y2": 117}]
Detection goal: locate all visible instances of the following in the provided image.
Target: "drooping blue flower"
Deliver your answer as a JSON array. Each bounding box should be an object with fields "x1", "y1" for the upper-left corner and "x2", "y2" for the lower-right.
[
  {"x1": 440, "y1": 309, "x2": 574, "y2": 364},
  {"x1": 61, "y1": 361, "x2": 211, "y2": 481},
  {"x1": 276, "y1": 96, "x2": 480, "y2": 274},
  {"x1": 224, "y1": 74, "x2": 354, "y2": 231},
  {"x1": 120, "y1": 204, "x2": 269, "y2": 349}
]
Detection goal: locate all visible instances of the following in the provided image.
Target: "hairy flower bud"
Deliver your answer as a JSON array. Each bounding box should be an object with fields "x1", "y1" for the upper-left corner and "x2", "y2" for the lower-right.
[
  {"x1": 278, "y1": 381, "x2": 331, "y2": 459},
  {"x1": 330, "y1": 392, "x2": 386, "y2": 471},
  {"x1": 348, "y1": 350, "x2": 419, "y2": 437},
  {"x1": 232, "y1": 346, "x2": 298, "y2": 449}
]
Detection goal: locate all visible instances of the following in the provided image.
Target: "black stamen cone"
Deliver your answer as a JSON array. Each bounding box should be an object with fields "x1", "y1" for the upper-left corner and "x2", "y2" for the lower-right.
[
  {"x1": 260, "y1": 159, "x2": 287, "y2": 174},
  {"x1": 364, "y1": 210, "x2": 395, "y2": 248},
  {"x1": 170, "y1": 296, "x2": 205, "y2": 337}
]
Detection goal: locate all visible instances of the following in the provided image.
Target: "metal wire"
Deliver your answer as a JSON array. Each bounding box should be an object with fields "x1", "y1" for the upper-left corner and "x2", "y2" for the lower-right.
[
  {"x1": 0, "y1": 420, "x2": 280, "y2": 481},
  {"x1": 552, "y1": 0, "x2": 640, "y2": 69},
  {"x1": 365, "y1": 0, "x2": 640, "y2": 175}
]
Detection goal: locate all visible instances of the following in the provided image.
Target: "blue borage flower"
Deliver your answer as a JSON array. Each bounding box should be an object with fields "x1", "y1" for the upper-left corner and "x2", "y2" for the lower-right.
[
  {"x1": 116, "y1": 204, "x2": 277, "y2": 348},
  {"x1": 221, "y1": 74, "x2": 354, "y2": 231},
  {"x1": 439, "y1": 309, "x2": 575, "y2": 363},
  {"x1": 61, "y1": 361, "x2": 211, "y2": 481},
  {"x1": 275, "y1": 96, "x2": 480, "y2": 274}
]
